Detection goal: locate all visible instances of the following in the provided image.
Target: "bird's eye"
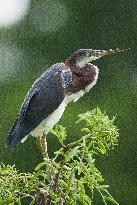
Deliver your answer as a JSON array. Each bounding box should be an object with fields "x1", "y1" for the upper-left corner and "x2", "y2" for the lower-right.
[{"x1": 86, "y1": 52, "x2": 90, "y2": 56}]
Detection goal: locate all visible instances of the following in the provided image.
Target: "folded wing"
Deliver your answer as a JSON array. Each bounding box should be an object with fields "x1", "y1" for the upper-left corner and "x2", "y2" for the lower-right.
[{"x1": 6, "y1": 64, "x2": 72, "y2": 148}]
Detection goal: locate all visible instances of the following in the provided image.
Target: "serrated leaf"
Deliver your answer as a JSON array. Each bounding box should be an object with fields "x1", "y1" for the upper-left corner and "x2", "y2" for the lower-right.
[
  {"x1": 77, "y1": 161, "x2": 84, "y2": 175},
  {"x1": 65, "y1": 146, "x2": 81, "y2": 162},
  {"x1": 50, "y1": 124, "x2": 67, "y2": 145},
  {"x1": 98, "y1": 141, "x2": 106, "y2": 154}
]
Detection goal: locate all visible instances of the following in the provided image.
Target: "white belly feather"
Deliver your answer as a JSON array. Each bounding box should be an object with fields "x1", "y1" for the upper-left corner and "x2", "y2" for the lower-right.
[{"x1": 21, "y1": 66, "x2": 99, "y2": 143}]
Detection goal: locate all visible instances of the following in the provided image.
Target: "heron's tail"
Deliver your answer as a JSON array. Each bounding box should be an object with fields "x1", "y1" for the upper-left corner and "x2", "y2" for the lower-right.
[{"x1": 5, "y1": 119, "x2": 25, "y2": 149}]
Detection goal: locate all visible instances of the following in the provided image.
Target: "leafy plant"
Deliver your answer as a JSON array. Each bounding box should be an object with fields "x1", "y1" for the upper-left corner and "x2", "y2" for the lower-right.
[{"x1": 0, "y1": 108, "x2": 119, "y2": 205}]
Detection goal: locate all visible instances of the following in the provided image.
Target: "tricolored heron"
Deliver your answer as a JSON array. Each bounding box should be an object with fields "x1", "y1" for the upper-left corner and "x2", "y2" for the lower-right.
[{"x1": 6, "y1": 48, "x2": 128, "y2": 150}]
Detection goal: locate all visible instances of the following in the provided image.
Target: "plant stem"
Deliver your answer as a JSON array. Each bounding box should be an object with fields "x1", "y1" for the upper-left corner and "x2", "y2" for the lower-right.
[{"x1": 65, "y1": 134, "x2": 92, "y2": 149}]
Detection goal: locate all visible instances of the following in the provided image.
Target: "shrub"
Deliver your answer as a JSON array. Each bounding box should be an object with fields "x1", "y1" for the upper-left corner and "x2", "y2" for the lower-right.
[{"x1": 0, "y1": 108, "x2": 119, "y2": 205}]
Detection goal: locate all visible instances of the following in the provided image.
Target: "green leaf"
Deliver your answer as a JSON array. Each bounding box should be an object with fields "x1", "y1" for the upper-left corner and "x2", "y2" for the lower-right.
[
  {"x1": 50, "y1": 124, "x2": 67, "y2": 145},
  {"x1": 0, "y1": 107, "x2": 119, "y2": 205},
  {"x1": 103, "y1": 196, "x2": 119, "y2": 205},
  {"x1": 64, "y1": 146, "x2": 81, "y2": 162},
  {"x1": 77, "y1": 160, "x2": 84, "y2": 175},
  {"x1": 98, "y1": 141, "x2": 106, "y2": 154},
  {"x1": 34, "y1": 161, "x2": 47, "y2": 171},
  {"x1": 81, "y1": 128, "x2": 91, "y2": 134}
]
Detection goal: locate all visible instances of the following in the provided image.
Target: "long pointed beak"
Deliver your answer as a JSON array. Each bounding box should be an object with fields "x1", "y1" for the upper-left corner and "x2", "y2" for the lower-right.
[
  {"x1": 93, "y1": 48, "x2": 130, "y2": 58},
  {"x1": 65, "y1": 48, "x2": 130, "y2": 68}
]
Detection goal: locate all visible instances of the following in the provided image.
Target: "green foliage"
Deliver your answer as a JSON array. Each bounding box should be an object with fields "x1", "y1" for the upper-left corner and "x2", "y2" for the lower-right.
[
  {"x1": 50, "y1": 124, "x2": 67, "y2": 145},
  {"x1": 0, "y1": 108, "x2": 119, "y2": 205}
]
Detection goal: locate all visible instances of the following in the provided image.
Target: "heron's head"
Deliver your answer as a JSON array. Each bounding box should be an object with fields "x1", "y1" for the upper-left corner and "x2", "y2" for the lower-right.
[{"x1": 65, "y1": 48, "x2": 128, "y2": 69}]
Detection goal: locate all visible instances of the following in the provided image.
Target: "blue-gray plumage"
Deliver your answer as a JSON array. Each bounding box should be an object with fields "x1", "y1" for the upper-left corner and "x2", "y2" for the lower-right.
[
  {"x1": 6, "y1": 64, "x2": 71, "y2": 148},
  {"x1": 6, "y1": 48, "x2": 126, "y2": 148}
]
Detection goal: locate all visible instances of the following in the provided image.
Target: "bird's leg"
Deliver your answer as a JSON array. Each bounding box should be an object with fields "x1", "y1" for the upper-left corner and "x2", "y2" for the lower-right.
[{"x1": 36, "y1": 133, "x2": 49, "y2": 160}]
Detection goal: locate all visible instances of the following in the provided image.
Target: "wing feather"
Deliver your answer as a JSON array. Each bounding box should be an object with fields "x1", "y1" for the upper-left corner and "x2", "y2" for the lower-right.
[{"x1": 6, "y1": 64, "x2": 72, "y2": 148}]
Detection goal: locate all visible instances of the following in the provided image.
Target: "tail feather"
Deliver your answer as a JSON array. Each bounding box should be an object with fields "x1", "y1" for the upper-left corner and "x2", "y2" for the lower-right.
[{"x1": 6, "y1": 119, "x2": 26, "y2": 149}]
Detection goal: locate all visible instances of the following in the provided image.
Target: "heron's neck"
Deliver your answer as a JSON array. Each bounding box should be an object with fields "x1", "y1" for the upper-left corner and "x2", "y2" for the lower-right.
[{"x1": 65, "y1": 64, "x2": 99, "y2": 94}]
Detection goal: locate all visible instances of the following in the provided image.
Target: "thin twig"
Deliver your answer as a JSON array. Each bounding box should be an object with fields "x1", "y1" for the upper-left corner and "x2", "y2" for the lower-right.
[
  {"x1": 52, "y1": 172, "x2": 60, "y2": 192},
  {"x1": 65, "y1": 134, "x2": 92, "y2": 149}
]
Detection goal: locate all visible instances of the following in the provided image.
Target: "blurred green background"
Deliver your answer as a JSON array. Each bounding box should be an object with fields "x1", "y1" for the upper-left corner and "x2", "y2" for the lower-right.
[{"x1": 0, "y1": 0, "x2": 137, "y2": 204}]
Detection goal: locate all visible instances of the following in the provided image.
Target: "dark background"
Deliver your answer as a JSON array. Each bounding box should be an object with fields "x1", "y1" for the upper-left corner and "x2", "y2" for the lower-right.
[{"x1": 0, "y1": 0, "x2": 137, "y2": 204}]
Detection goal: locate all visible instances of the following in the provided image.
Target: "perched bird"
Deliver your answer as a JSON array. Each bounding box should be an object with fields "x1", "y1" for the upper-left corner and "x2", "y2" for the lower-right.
[{"x1": 6, "y1": 48, "x2": 126, "y2": 149}]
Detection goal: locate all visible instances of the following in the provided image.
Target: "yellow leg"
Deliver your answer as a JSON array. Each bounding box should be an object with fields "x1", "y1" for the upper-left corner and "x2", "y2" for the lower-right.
[{"x1": 36, "y1": 134, "x2": 48, "y2": 159}]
